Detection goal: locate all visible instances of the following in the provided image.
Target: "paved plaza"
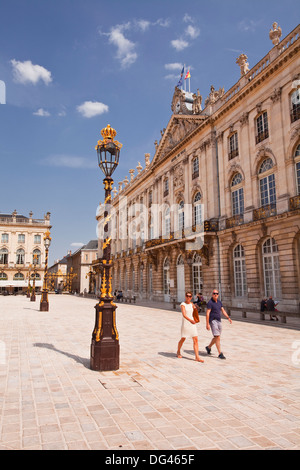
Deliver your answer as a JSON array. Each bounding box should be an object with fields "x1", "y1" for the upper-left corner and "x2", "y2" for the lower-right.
[{"x1": 0, "y1": 294, "x2": 299, "y2": 450}]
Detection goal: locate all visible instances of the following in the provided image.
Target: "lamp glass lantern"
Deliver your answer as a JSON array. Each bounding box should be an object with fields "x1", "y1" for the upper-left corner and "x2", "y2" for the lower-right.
[{"x1": 97, "y1": 140, "x2": 120, "y2": 177}]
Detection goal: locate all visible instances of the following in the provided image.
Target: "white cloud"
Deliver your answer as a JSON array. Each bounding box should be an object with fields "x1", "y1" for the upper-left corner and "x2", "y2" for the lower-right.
[
  {"x1": 77, "y1": 100, "x2": 109, "y2": 118},
  {"x1": 165, "y1": 63, "x2": 183, "y2": 71},
  {"x1": 71, "y1": 242, "x2": 85, "y2": 248},
  {"x1": 41, "y1": 154, "x2": 95, "y2": 169},
  {"x1": 11, "y1": 59, "x2": 52, "y2": 85},
  {"x1": 185, "y1": 25, "x2": 200, "y2": 39},
  {"x1": 135, "y1": 19, "x2": 151, "y2": 32},
  {"x1": 107, "y1": 24, "x2": 137, "y2": 68},
  {"x1": 183, "y1": 13, "x2": 193, "y2": 24},
  {"x1": 33, "y1": 108, "x2": 50, "y2": 117},
  {"x1": 171, "y1": 39, "x2": 189, "y2": 51},
  {"x1": 238, "y1": 19, "x2": 261, "y2": 33}
]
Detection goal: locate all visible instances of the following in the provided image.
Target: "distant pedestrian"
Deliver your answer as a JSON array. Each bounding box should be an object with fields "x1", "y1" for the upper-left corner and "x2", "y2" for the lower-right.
[
  {"x1": 177, "y1": 291, "x2": 204, "y2": 363},
  {"x1": 194, "y1": 292, "x2": 204, "y2": 312},
  {"x1": 266, "y1": 296, "x2": 278, "y2": 321},
  {"x1": 260, "y1": 298, "x2": 267, "y2": 314},
  {"x1": 205, "y1": 290, "x2": 232, "y2": 359}
]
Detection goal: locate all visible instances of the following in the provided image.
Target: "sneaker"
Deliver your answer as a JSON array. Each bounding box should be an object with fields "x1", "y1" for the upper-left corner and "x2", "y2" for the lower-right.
[
  {"x1": 218, "y1": 353, "x2": 226, "y2": 359},
  {"x1": 205, "y1": 346, "x2": 211, "y2": 355}
]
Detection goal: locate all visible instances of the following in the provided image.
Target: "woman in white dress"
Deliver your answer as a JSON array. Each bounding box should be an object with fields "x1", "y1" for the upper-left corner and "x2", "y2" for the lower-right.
[{"x1": 177, "y1": 291, "x2": 204, "y2": 363}]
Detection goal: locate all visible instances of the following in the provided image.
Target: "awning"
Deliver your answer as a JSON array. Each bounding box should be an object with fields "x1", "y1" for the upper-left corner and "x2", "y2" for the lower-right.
[{"x1": 0, "y1": 280, "x2": 43, "y2": 287}]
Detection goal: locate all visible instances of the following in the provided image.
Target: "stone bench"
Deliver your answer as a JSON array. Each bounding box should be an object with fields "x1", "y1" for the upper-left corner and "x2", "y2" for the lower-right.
[{"x1": 226, "y1": 306, "x2": 300, "y2": 324}]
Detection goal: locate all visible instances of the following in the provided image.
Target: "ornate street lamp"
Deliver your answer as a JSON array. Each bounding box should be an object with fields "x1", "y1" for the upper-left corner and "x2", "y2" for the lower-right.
[
  {"x1": 40, "y1": 230, "x2": 52, "y2": 311},
  {"x1": 27, "y1": 264, "x2": 32, "y2": 298},
  {"x1": 30, "y1": 254, "x2": 38, "y2": 302},
  {"x1": 90, "y1": 124, "x2": 122, "y2": 371}
]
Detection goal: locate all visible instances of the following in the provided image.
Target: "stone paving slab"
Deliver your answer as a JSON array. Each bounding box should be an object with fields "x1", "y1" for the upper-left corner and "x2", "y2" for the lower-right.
[{"x1": 0, "y1": 295, "x2": 299, "y2": 450}]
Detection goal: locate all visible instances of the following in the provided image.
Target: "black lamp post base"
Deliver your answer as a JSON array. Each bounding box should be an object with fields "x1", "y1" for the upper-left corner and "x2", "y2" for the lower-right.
[
  {"x1": 40, "y1": 291, "x2": 49, "y2": 311},
  {"x1": 90, "y1": 339, "x2": 119, "y2": 371},
  {"x1": 30, "y1": 294, "x2": 36, "y2": 302}
]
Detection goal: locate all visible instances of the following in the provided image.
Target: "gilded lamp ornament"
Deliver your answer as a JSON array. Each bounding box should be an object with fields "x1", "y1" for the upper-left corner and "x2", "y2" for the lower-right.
[{"x1": 96, "y1": 124, "x2": 123, "y2": 177}]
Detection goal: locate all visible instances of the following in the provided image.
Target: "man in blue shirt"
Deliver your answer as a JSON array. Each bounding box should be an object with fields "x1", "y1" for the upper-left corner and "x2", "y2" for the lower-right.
[{"x1": 205, "y1": 290, "x2": 232, "y2": 359}]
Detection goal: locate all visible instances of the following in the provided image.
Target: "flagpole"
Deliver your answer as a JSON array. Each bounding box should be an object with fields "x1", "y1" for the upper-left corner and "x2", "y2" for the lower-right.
[{"x1": 184, "y1": 63, "x2": 186, "y2": 92}]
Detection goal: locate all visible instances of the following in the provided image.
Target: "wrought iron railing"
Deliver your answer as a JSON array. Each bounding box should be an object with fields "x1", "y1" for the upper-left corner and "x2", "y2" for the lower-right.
[{"x1": 253, "y1": 203, "x2": 277, "y2": 221}]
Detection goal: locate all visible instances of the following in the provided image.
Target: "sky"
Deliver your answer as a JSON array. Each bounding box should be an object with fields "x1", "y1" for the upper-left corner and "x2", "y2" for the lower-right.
[{"x1": 0, "y1": 0, "x2": 298, "y2": 265}]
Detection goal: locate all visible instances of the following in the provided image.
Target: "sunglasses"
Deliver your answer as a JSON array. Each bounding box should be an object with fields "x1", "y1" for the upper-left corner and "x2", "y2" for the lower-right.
[
  {"x1": 213, "y1": 292, "x2": 219, "y2": 295},
  {"x1": 186, "y1": 295, "x2": 192, "y2": 298}
]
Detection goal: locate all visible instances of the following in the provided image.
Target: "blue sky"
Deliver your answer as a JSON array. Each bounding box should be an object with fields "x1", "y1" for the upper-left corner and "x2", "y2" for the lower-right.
[{"x1": 0, "y1": 0, "x2": 298, "y2": 264}]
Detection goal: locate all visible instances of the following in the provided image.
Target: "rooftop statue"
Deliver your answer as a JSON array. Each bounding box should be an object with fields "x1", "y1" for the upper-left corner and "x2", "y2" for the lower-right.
[
  {"x1": 269, "y1": 22, "x2": 282, "y2": 46},
  {"x1": 236, "y1": 54, "x2": 250, "y2": 76}
]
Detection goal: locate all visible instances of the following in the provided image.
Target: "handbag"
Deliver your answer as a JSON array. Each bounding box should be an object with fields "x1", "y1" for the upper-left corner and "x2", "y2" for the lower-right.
[{"x1": 192, "y1": 305, "x2": 200, "y2": 323}]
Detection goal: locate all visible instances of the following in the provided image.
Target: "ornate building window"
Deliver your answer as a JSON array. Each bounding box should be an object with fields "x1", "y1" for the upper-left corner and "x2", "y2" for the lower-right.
[
  {"x1": 291, "y1": 88, "x2": 300, "y2": 123},
  {"x1": 132, "y1": 267, "x2": 136, "y2": 292},
  {"x1": 18, "y1": 234, "x2": 25, "y2": 244},
  {"x1": 33, "y1": 249, "x2": 41, "y2": 265},
  {"x1": 259, "y1": 158, "x2": 276, "y2": 207},
  {"x1": 228, "y1": 132, "x2": 239, "y2": 160},
  {"x1": 140, "y1": 263, "x2": 144, "y2": 293},
  {"x1": 178, "y1": 201, "x2": 184, "y2": 230},
  {"x1": 163, "y1": 178, "x2": 169, "y2": 197},
  {"x1": 149, "y1": 215, "x2": 154, "y2": 240},
  {"x1": 0, "y1": 248, "x2": 8, "y2": 265},
  {"x1": 163, "y1": 206, "x2": 171, "y2": 237},
  {"x1": 192, "y1": 254, "x2": 203, "y2": 295},
  {"x1": 16, "y1": 249, "x2": 25, "y2": 265},
  {"x1": 192, "y1": 157, "x2": 199, "y2": 179},
  {"x1": 231, "y1": 173, "x2": 244, "y2": 215},
  {"x1": 262, "y1": 238, "x2": 282, "y2": 299},
  {"x1": 148, "y1": 263, "x2": 153, "y2": 294},
  {"x1": 163, "y1": 258, "x2": 170, "y2": 297},
  {"x1": 193, "y1": 192, "x2": 202, "y2": 226},
  {"x1": 233, "y1": 245, "x2": 247, "y2": 297},
  {"x1": 34, "y1": 234, "x2": 41, "y2": 244},
  {"x1": 0, "y1": 272, "x2": 8, "y2": 280},
  {"x1": 255, "y1": 111, "x2": 269, "y2": 144},
  {"x1": 295, "y1": 144, "x2": 300, "y2": 194},
  {"x1": 13, "y1": 273, "x2": 24, "y2": 280},
  {"x1": 1, "y1": 233, "x2": 9, "y2": 243}
]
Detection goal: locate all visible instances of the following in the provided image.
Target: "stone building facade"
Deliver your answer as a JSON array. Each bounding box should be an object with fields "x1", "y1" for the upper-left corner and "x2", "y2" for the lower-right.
[
  {"x1": 96, "y1": 23, "x2": 300, "y2": 312},
  {"x1": 0, "y1": 210, "x2": 51, "y2": 293}
]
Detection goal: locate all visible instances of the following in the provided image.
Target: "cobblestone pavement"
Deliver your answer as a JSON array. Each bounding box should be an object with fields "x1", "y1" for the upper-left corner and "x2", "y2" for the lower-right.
[{"x1": 0, "y1": 295, "x2": 299, "y2": 450}]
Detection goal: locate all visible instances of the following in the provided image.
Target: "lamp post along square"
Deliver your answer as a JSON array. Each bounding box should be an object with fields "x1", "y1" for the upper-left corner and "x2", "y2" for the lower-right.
[{"x1": 90, "y1": 125, "x2": 122, "y2": 372}]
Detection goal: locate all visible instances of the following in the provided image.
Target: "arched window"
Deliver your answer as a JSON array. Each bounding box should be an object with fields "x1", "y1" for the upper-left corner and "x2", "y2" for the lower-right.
[
  {"x1": 231, "y1": 173, "x2": 244, "y2": 216},
  {"x1": 295, "y1": 144, "x2": 300, "y2": 195},
  {"x1": 149, "y1": 215, "x2": 154, "y2": 240},
  {"x1": 259, "y1": 158, "x2": 276, "y2": 207},
  {"x1": 13, "y1": 273, "x2": 24, "y2": 280},
  {"x1": 140, "y1": 263, "x2": 144, "y2": 293},
  {"x1": 0, "y1": 272, "x2": 8, "y2": 280},
  {"x1": 233, "y1": 245, "x2": 247, "y2": 297},
  {"x1": 193, "y1": 192, "x2": 202, "y2": 226},
  {"x1": 30, "y1": 273, "x2": 41, "y2": 280},
  {"x1": 163, "y1": 258, "x2": 170, "y2": 297},
  {"x1": 148, "y1": 263, "x2": 153, "y2": 294},
  {"x1": 16, "y1": 249, "x2": 25, "y2": 265},
  {"x1": 192, "y1": 157, "x2": 199, "y2": 179},
  {"x1": 132, "y1": 267, "x2": 136, "y2": 292},
  {"x1": 33, "y1": 249, "x2": 41, "y2": 265},
  {"x1": 0, "y1": 248, "x2": 8, "y2": 265},
  {"x1": 262, "y1": 238, "x2": 282, "y2": 299},
  {"x1": 178, "y1": 201, "x2": 184, "y2": 230},
  {"x1": 192, "y1": 254, "x2": 203, "y2": 295},
  {"x1": 124, "y1": 269, "x2": 128, "y2": 292}
]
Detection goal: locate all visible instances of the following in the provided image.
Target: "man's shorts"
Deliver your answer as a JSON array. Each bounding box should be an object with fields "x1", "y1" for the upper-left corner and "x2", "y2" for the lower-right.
[{"x1": 210, "y1": 319, "x2": 222, "y2": 337}]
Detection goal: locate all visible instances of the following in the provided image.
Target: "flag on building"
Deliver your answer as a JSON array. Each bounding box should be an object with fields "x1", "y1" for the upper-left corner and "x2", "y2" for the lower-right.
[
  {"x1": 176, "y1": 66, "x2": 184, "y2": 88},
  {"x1": 185, "y1": 70, "x2": 191, "y2": 80}
]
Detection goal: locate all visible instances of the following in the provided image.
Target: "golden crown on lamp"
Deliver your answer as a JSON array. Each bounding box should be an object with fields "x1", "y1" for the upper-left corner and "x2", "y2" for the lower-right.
[{"x1": 96, "y1": 124, "x2": 123, "y2": 150}]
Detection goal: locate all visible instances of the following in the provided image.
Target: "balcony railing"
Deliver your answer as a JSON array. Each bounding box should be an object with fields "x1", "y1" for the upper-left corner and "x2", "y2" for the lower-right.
[
  {"x1": 253, "y1": 203, "x2": 276, "y2": 221},
  {"x1": 255, "y1": 130, "x2": 269, "y2": 145},
  {"x1": 289, "y1": 195, "x2": 300, "y2": 211},
  {"x1": 225, "y1": 214, "x2": 244, "y2": 229}
]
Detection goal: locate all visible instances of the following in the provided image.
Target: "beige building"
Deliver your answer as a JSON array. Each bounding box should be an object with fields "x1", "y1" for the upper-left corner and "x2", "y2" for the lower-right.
[
  {"x1": 96, "y1": 23, "x2": 300, "y2": 312},
  {"x1": 0, "y1": 210, "x2": 51, "y2": 293},
  {"x1": 65, "y1": 240, "x2": 98, "y2": 294}
]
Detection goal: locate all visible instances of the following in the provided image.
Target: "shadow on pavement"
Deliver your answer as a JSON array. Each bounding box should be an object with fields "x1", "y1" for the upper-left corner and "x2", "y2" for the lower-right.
[{"x1": 33, "y1": 342, "x2": 90, "y2": 369}]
